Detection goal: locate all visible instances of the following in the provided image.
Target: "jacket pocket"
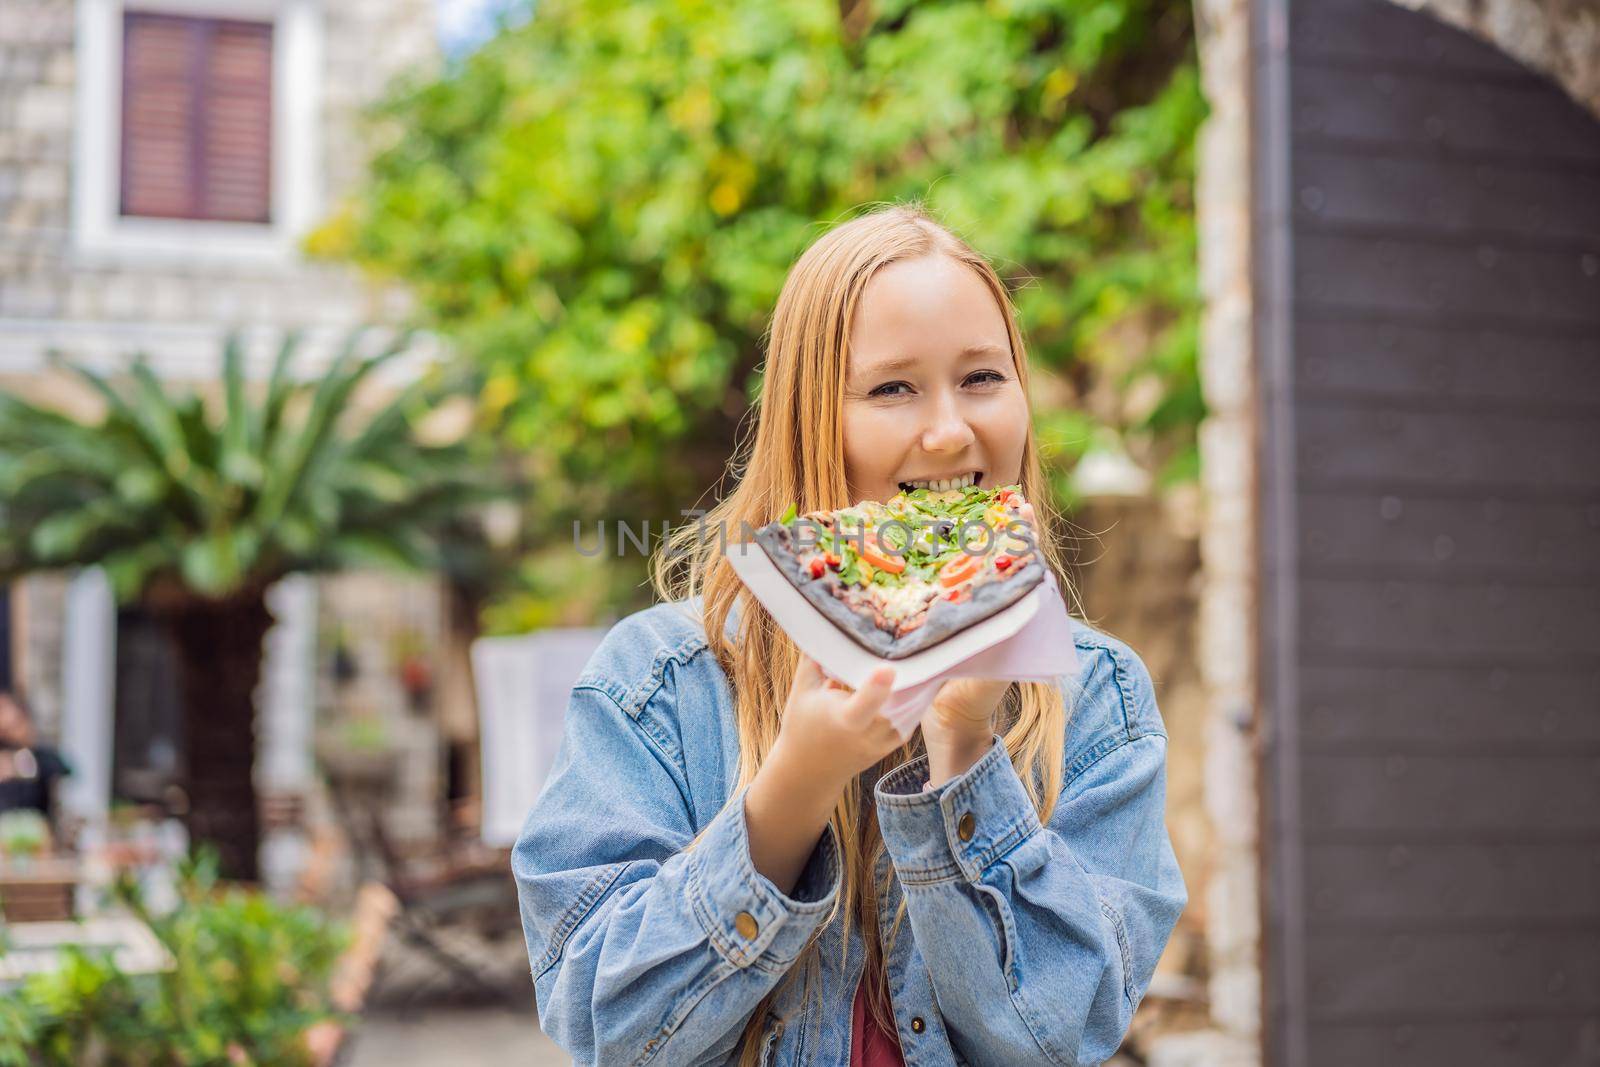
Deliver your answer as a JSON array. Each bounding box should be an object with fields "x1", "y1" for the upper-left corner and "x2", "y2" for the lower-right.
[{"x1": 757, "y1": 1011, "x2": 786, "y2": 1067}]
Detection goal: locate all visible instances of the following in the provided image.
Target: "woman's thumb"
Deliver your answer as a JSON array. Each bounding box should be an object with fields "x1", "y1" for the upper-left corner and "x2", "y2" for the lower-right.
[{"x1": 791, "y1": 654, "x2": 824, "y2": 695}]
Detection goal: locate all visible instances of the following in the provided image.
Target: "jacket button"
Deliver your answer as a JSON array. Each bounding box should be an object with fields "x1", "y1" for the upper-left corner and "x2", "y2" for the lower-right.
[
  {"x1": 735, "y1": 911, "x2": 759, "y2": 939},
  {"x1": 957, "y1": 811, "x2": 975, "y2": 841},
  {"x1": 911, "y1": 1016, "x2": 926, "y2": 1033}
]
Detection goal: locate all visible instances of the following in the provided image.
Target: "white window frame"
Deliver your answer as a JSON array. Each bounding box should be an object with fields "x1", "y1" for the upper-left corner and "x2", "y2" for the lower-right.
[{"x1": 71, "y1": 0, "x2": 322, "y2": 267}]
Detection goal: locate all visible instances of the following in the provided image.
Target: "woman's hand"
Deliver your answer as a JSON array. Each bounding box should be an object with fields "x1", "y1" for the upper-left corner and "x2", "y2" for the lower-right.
[
  {"x1": 920, "y1": 499, "x2": 1036, "y2": 788},
  {"x1": 772, "y1": 656, "x2": 902, "y2": 798},
  {"x1": 922, "y1": 678, "x2": 1009, "y2": 788},
  {"x1": 745, "y1": 657, "x2": 900, "y2": 894}
]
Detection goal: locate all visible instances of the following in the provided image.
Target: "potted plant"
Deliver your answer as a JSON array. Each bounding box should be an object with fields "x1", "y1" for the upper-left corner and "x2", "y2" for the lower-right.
[
  {"x1": 326, "y1": 621, "x2": 361, "y2": 687},
  {"x1": 388, "y1": 627, "x2": 434, "y2": 713},
  {"x1": 313, "y1": 710, "x2": 398, "y2": 792},
  {"x1": 0, "y1": 811, "x2": 48, "y2": 865},
  {"x1": 0, "y1": 850, "x2": 353, "y2": 1066}
]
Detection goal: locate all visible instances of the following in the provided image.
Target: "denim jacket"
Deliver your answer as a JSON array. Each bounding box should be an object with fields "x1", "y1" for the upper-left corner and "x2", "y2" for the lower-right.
[{"x1": 513, "y1": 599, "x2": 1187, "y2": 1066}]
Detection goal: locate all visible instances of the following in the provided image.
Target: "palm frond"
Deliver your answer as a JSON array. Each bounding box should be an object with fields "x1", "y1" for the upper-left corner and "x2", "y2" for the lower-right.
[
  {"x1": 3, "y1": 327, "x2": 494, "y2": 601},
  {"x1": 257, "y1": 328, "x2": 303, "y2": 455},
  {"x1": 45, "y1": 352, "x2": 173, "y2": 472},
  {"x1": 219, "y1": 330, "x2": 259, "y2": 489},
  {"x1": 254, "y1": 328, "x2": 413, "y2": 532}
]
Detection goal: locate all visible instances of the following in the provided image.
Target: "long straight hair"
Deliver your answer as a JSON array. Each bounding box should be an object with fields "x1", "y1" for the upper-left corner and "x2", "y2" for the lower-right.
[{"x1": 651, "y1": 203, "x2": 1078, "y2": 1063}]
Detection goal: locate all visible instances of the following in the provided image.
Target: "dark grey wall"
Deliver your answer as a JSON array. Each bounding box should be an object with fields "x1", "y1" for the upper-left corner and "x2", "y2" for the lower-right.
[{"x1": 1254, "y1": 0, "x2": 1600, "y2": 1064}]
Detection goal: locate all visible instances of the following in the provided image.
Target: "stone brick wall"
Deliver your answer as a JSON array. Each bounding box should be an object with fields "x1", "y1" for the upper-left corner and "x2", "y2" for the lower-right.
[
  {"x1": 0, "y1": 1, "x2": 78, "y2": 326},
  {"x1": 1149, "y1": 0, "x2": 1265, "y2": 1061},
  {"x1": 0, "y1": 0, "x2": 435, "y2": 375},
  {"x1": 11, "y1": 573, "x2": 69, "y2": 740},
  {"x1": 1064, "y1": 492, "x2": 1210, "y2": 991},
  {"x1": 314, "y1": 571, "x2": 451, "y2": 853},
  {"x1": 1191, "y1": 0, "x2": 1265, "y2": 1054}
]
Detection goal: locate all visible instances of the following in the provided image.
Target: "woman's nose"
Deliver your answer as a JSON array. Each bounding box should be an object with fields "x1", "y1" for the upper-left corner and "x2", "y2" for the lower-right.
[{"x1": 921, "y1": 396, "x2": 977, "y2": 453}]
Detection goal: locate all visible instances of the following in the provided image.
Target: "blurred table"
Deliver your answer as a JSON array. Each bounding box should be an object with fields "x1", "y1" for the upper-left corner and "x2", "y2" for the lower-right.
[
  {"x1": 0, "y1": 914, "x2": 172, "y2": 984},
  {"x1": 0, "y1": 854, "x2": 80, "y2": 922}
]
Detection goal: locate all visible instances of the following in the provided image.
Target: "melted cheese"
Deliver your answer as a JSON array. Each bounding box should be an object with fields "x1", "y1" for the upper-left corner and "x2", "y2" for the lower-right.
[{"x1": 869, "y1": 577, "x2": 939, "y2": 620}]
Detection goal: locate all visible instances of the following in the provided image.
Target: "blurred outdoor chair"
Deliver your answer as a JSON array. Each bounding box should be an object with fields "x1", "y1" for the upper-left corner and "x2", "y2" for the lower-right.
[
  {"x1": 320, "y1": 757, "x2": 522, "y2": 1008},
  {"x1": 312, "y1": 625, "x2": 605, "y2": 1009}
]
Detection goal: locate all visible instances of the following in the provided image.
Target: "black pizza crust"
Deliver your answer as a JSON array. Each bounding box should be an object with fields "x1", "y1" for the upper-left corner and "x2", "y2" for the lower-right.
[
  {"x1": 751, "y1": 520, "x2": 1045, "y2": 660},
  {"x1": 909, "y1": 554, "x2": 1045, "y2": 655},
  {"x1": 753, "y1": 523, "x2": 898, "y2": 656}
]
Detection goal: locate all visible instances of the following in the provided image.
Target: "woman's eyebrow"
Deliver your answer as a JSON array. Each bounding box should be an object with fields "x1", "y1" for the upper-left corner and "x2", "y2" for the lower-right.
[{"x1": 855, "y1": 342, "x2": 1011, "y2": 376}]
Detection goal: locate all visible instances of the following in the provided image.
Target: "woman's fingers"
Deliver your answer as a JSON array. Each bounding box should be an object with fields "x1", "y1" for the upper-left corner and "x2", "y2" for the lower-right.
[
  {"x1": 798, "y1": 658, "x2": 897, "y2": 722},
  {"x1": 845, "y1": 666, "x2": 896, "y2": 719}
]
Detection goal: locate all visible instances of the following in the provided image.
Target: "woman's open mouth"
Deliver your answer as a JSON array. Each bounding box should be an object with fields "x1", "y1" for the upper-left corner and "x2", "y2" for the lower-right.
[{"x1": 898, "y1": 471, "x2": 982, "y2": 493}]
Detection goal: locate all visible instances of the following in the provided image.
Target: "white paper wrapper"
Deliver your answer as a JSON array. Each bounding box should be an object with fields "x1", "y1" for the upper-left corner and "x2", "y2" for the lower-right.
[{"x1": 727, "y1": 541, "x2": 1080, "y2": 741}]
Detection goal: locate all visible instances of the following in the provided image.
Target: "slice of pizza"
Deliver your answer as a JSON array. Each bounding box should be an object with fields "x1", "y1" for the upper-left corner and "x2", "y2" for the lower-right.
[{"x1": 752, "y1": 483, "x2": 1045, "y2": 659}]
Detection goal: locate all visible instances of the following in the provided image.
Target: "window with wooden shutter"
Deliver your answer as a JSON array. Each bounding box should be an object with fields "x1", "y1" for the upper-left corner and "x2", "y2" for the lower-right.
[{"x1": 119, "y1": 12, "x2": 273, "y2": 224}]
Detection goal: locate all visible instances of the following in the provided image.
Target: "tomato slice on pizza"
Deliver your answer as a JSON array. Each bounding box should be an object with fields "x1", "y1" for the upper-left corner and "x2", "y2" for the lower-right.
[{"x1": 752, "y1": 484, "x2": 1045, "y2": 659}]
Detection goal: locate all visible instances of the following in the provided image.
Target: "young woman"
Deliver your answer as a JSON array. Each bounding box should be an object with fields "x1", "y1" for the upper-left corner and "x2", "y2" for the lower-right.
[{"x1": 514, "y1": 204, "x2": 1187, "y2": 1066}]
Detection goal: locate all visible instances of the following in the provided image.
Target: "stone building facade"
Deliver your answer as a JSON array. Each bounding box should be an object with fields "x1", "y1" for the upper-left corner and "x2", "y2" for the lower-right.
[
  {"x1": 0, "y1": 0, "x2": 434, "y2": 378},
  {"x1": 0, "y1": 0, "x2": 447, "y2": 890}
]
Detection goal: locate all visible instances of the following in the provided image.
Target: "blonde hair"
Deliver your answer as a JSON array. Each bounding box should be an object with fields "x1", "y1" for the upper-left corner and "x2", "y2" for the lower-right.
[{"x1": 650, "y1": 202, "x2": 1077, "y2": 1063}]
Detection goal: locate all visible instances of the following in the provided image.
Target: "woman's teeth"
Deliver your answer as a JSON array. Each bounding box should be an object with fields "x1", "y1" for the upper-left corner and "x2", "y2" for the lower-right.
[{"x1": 901, "y1": 473, "x2": 979, "y2": 492}]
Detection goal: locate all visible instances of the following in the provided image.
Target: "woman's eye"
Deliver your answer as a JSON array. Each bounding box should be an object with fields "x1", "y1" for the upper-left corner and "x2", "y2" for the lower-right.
[
  {"x1": 964, "y1": 370, "x2": 1007, "y2": 387},
  {"x1": 868, "y1": 381, "x2": 913, "y2": 398}
]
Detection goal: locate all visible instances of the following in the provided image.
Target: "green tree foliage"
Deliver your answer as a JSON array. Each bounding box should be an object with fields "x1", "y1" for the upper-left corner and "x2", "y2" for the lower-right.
[{"x1": 317, "y1": 0, "x2": 1204, "y2": 621}]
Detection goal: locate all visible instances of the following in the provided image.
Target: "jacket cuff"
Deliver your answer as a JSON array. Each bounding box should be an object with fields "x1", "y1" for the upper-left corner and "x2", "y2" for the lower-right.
[
  {"x1": 685, "y1": 783, "x2": 841, "y2": 970},
  {"x1": 875, "y1": 734, "x2": 1042, "y2": 885}
]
